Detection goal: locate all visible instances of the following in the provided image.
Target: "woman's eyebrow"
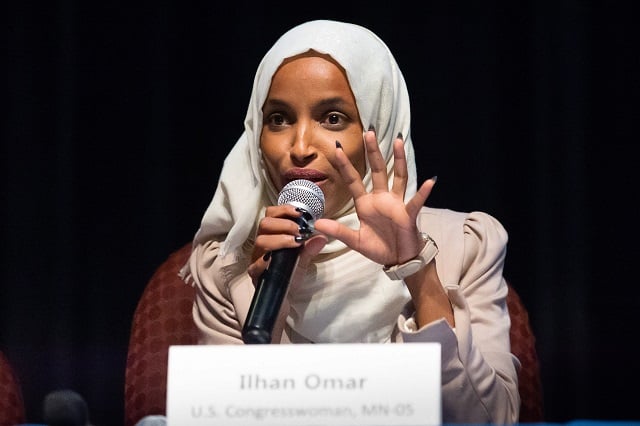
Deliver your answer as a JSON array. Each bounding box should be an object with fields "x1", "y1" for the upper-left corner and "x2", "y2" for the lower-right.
[
  {"x1": 314, "y1": 97, "x2": 349, "y2": 109},
  {"x1": 262, "y1": 98, "x2": 289, "y2": 110},
  {"x1": 263, "y1": 97, "x2": 351, "y2": 112}
]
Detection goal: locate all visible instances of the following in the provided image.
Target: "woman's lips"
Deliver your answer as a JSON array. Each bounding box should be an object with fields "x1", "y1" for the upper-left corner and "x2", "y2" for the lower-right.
[{"x1": 283, "y1": 169, "x2": 328, "y2": 183}]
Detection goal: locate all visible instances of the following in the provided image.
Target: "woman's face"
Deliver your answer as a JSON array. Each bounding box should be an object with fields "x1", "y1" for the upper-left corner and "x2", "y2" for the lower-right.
[{"x1": 260, "y1": 52, "x2": 366, "y2": 219}]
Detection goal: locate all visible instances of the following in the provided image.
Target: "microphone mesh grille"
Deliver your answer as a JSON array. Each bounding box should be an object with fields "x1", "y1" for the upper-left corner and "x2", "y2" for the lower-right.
[{"x1": 277, "y1": 179, "x2": 325, "y2": 220}]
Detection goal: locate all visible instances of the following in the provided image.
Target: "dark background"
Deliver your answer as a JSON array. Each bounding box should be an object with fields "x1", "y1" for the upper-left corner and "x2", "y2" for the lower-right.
[{"x1": 2, "y1": 1, "x2": 638, "y2": 424}]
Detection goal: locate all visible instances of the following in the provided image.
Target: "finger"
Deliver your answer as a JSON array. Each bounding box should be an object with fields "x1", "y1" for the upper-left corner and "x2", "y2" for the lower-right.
[
  {"x1": 405, "y1": 176, "x2": 437, "y2": 219},
  {"x1": 363, "y1": 130, "x2": 389, "y2": 192},
  {"x1": 254, "y1": 233, "x2": 305, "y2": 254},
  {"x1": 313, "y1": 218, "x2": 361, "y2": 251},
  {"x1": 390, "y1": 136, "x2": 408, "y2": 197},
  {"x1": 333, "y1": 140, "x2": 367, "y2": 199},
  {"x1": 264, "y1": 204, "x2": 303, "y2": 220},
  {"x1": 247, "y1": 251, "x2": 271, "y2": 286},
  {"x1": 251, "y1": 214, "x2": 305, "y2": 262},
  {"x1": 257, "y1": 215, "x2": 301, "y2": 236}
]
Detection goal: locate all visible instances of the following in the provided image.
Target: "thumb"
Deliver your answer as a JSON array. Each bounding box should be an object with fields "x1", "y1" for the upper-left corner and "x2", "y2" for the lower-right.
[
  {"x1": 298, "y1": 234, "x2": 328, "y2": 268},
  {"x1": 288, "y1": 234, "x2": 327, "y2": 294}
]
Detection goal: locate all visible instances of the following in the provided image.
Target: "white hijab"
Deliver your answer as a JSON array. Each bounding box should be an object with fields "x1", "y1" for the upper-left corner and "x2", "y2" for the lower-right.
[{"x1": 183, "y1": 20, "x2": 417, "y2": 343}]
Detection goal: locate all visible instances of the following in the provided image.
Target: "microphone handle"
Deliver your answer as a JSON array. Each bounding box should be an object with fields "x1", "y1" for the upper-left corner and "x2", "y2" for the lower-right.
[{"x1": 242, "y1": 245, "x2": 303, "y2": 344}]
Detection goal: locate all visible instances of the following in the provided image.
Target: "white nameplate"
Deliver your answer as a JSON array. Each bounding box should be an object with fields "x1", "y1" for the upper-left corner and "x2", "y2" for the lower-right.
[{"x1": 167, "y1": 343, "x2": 441, "y2": 426}]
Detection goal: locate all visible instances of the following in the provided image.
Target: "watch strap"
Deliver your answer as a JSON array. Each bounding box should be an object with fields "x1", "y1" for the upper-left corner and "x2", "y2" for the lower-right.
[{"x1": 383, "y1": 233, "x2": 438, "y2": 280}]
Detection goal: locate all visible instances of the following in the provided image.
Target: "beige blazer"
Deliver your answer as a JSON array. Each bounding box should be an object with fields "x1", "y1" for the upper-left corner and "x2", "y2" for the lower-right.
[{"x1": 185, "y1": 207, "x2": 521, "y2": 424}]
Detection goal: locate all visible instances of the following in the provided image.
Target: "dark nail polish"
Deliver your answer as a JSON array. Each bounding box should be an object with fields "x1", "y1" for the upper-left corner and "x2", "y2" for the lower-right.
[
  {"x1": 368, "y1": 124, "x2": 375, "y2": 132},
  {"x1": 397, "y1": 132, "x2": 403, "y2": 140},
  {"x1": 294, "y1": 236, "x2": 305, "y2": 243},
  {"x1": 263, "y1": 251, "x2": 271, "y2": 261},
  {"x1": 430, "y1": 175, "x2": 438, "y2": 183},
  {"x1": 335, "y1": 140, "x2": 343, "y2": 149}
]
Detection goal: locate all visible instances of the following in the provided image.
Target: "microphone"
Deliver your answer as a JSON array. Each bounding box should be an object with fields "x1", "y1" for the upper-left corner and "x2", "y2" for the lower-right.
[
  {"x1": 42, "y1": 389, "x2": 90, "y2": 426},
  {"x1": 242, "y1": 179, "x2": 325, "y2": 344}
]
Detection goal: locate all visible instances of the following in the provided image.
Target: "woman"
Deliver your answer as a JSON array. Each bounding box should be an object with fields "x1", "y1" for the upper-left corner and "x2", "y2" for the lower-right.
[{"x1": 180, "y1": 19, "x2": 520, "y2": 423}]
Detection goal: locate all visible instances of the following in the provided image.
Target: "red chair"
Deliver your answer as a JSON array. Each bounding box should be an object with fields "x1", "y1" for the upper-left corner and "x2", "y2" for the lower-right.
[
  {"x1": 506, "y1": 284, "x2": 544, "y2": 422},
  {"x1": 124, "y1": 243, "x2": 197, "y2": 426},
  {"x1": 124, "y1": 243, "x2": 543, "y2": 424},
  {"x1": 0, "y1": 350, "x2": 26, "y2": 426}
]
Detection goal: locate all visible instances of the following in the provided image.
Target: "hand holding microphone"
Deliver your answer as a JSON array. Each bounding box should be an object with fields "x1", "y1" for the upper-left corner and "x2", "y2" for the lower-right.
[{"x1": 242, "y1": 179, "x2": 325, "y2": 344}]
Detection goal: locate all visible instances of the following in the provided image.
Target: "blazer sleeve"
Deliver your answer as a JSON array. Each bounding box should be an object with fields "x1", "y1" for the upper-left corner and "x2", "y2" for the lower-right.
[{"x1": 397, "y1": 209, "x2": 521, "y2": 424}]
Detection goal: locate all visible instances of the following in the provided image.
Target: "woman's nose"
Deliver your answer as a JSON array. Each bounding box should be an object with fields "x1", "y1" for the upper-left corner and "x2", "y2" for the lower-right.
[{"x1": 290, "y1": 123, "x2": 317, "y2": 164}]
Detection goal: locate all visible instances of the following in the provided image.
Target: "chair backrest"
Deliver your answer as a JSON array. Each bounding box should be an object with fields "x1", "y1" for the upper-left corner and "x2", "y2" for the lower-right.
[
  {"x1": 506, "y1": 283, "x2": 544, "y2": 422},
  {"x1": 124, "y1": 243, "x2": 197, "y2": 426},
  {"x1": 0, "y1": 350, "x2": 26, "y2": 426},
  {"x1": 124, "y1": 243, "x2": 544, "y2": 424}
]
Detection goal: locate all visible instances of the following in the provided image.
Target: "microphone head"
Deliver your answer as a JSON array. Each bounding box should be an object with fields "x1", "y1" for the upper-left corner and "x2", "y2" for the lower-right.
[
  {"x1": 277, "y1": 179, "x2": 325, "y2": 220},
  {"x1": 43, "y1": 389, "x2": 89, "y2": 426}
]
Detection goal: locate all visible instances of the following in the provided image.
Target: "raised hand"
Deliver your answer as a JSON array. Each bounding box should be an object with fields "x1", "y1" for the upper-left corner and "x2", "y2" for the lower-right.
[{"x1": 313, "y1": 129, "x2": 437, "y2": 267}]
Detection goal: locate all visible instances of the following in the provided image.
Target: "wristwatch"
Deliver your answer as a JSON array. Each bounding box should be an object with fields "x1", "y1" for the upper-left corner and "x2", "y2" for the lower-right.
[{"x1": 383, "y1": 232, "x2": 438, "y2": 280}]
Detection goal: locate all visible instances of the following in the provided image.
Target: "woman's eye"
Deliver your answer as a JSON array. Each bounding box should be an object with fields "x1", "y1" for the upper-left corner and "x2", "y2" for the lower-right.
[
  {"x1": 267, "y1": 113, "x2": 287, "y2": 126},
  {"x1": 328, "y1": 113, "x2": 341, "y2": 125},
  {"x1": 323, "y1": 112, "x2": 346, "y2": 127}
]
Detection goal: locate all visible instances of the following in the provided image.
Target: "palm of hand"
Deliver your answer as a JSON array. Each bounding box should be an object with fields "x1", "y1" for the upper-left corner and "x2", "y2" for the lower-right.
[{"x1": 351, "y1": 191, "x2": 420, "y2": 266}]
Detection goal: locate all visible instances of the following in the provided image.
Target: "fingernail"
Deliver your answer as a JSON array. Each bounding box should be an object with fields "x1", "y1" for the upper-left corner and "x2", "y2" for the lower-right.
[
  {"x1": 335, "y1": 140, "x2": 343, "y2": 149},
  {"x1": 294, "y1": 236, "x2": 305, "y2": 243},
  {"x1": 368, "y1": 124, "x2": 375, "y2": 132},
  {"x1": 263, "y1": 251, "x2": 271, "y2": 261},
  {"x1": 397, "y1": 132, "x2": 403, "y2": 140},
  {"x1": 430, "y1": 175, "x2": 438, "y2": 183}
]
